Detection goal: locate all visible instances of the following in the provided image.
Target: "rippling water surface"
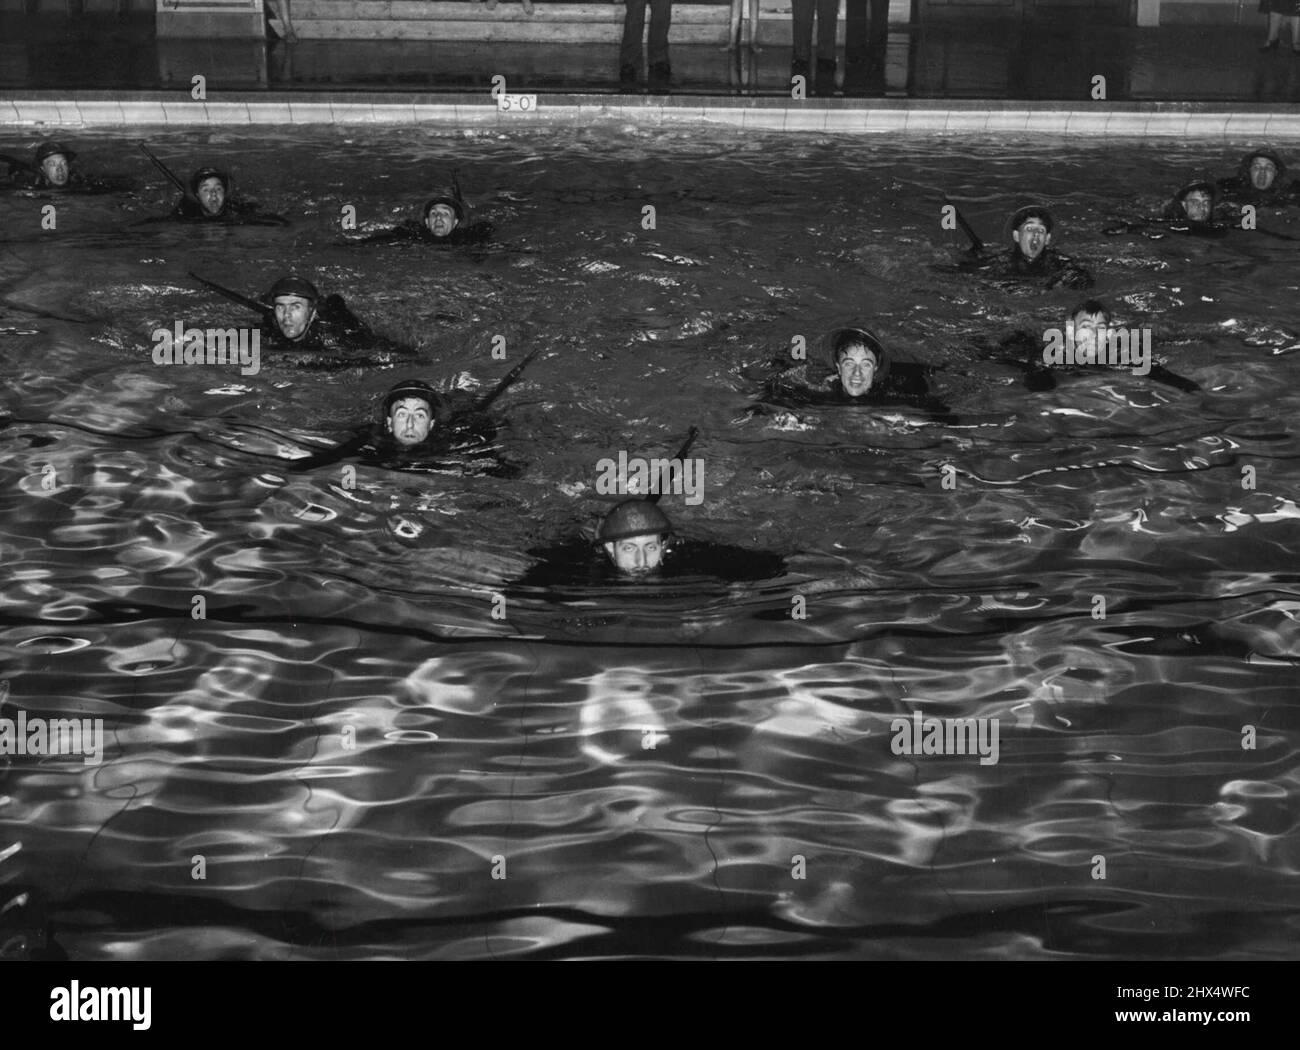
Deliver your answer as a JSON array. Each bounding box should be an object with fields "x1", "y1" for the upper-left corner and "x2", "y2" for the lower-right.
[{"x1": 2, "y1": 129, "x2": 1298, "y2": 959}]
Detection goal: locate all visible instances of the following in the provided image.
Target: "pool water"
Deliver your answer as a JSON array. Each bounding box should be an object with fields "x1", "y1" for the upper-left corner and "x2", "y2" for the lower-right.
[{"x1": 1, "y1": 127, "x2": 1298, "y2": 959}]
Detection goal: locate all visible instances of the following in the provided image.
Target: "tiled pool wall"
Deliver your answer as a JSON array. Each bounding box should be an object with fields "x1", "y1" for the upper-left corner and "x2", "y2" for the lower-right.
[{"x1": 2, "y1": 95, "x2": 1300, "y2": 138}]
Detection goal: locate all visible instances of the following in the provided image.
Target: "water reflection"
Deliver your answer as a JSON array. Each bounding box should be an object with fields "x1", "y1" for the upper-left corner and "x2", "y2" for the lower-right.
[{"x1": 1, "y1": 130, "x2": 1298, "y2": 959}]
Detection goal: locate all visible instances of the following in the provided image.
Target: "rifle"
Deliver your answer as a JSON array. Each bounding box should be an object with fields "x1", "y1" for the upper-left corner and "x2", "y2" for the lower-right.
[
  {"x1": 472, "y1": 348, "x2": 539, "y2": 413},
  {"x1": 943, "y1": 195, "x2": 985, "y2": 252},
  {"x1": 189, "y1": 271, "x2": 274, "y2": 319},
  {"x1": 0, "y1": 153, "x2": 38, "y2": 175},
  {"x1": 1, "y1": 297, "x2": 94, "y2": 324},
  {"x1": 647, "y1": 426, "x2": 700, "y2": 505},
  {"x1": 138, "y1": 143, "x2": 194, "y2": 200}
]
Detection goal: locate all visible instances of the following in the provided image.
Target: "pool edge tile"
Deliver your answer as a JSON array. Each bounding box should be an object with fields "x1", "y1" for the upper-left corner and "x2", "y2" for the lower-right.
[
  {"x1": 204, "y1": 102, "x2": 251, "y2": 126},
  {"x1": 70, "y1": 100, "x2": 120, "y2": 125},
  {"x1": 903, "y1": 109, "x2": 950, "y2": 134},
  {"x1": 162, "y1": 100, "x2": 209, "y2": 125},
  {"x1": 12, "y1": 101, "x2": 61, "y2": 125},
  {"x1": 120, "y1": 100, "x2": 168, "y2": 124}
]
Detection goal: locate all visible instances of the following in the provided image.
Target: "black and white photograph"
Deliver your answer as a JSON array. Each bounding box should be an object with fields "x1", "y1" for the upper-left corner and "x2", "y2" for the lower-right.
[{"x1": 0, "y1": 0, "x2": 1293, "y2": 1019}]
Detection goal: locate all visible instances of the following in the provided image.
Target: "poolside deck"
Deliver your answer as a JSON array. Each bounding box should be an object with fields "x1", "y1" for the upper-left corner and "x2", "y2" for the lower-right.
[{"x1": 2, "y1": 5, "x2": 1299, "y2": 129}]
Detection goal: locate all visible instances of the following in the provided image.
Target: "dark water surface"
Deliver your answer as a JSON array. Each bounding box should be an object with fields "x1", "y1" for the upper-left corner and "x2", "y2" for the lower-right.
[{"x1": 1, "y1": 128, "x2": 1298, "y2": 959}]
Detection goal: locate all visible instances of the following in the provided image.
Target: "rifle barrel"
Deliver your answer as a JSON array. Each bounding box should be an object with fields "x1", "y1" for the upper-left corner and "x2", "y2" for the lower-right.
[
  {"x1": 189, "y1": 271, "x2": 273, "y2": 318},
  {"x1": 646, "y1": 426, "x2": 700, "y2": 504},
  {"x1": 139, "y1": 143, "x2": 191, "y2": 198},
  {"x1": 944, "y1": 195, "x2": 985, "y2": 251},
  {"x1": 472, "y1": 348, "x2": 539, "y2": 412}
]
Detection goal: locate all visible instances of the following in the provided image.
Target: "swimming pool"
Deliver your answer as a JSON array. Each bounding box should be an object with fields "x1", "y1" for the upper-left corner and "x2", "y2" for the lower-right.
[{"x1": 1, "y1": 127, "x2": 1298, "y2": 959}]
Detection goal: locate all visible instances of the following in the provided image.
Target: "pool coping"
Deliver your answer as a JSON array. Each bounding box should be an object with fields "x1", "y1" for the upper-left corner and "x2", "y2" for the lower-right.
[{"x1": 3, "y1": 92, "x2": 1300, "y2": 137}]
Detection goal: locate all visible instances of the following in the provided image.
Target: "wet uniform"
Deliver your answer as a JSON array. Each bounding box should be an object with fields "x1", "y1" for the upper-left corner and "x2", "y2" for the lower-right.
[
  {"x1": 1104, "y1": 182, "x2": 1233, "y2": 239},
  {"x1": 288, "y1": 391, "x2": 519, "y2": 477},
  {"x1": 958, "y1": 245, "x2": 1095, "y2": 291},
  {"x1": 356, "y1": 219, "x2": 495, "y2": 247},
  {"x1": 1217, "y1": 151, "x2": 1300, "y2": 208},
  {"x1": 168, "y1": 195, "x2": 288, "y2": 227},
  {"x1": 976, "y1": 329, "x2": 1200, "y2": 393},
  {"x1": 1102, "y1": 215, "x2": 1231, "y2": 239},
  {"x1": 258, "y1": 293, "x2": 417, "y2": 368},
  {"x1": 757, "y1": 359, "x2": 954, "y2": 416},
  {"x1": 514, "y1": 536, "x2": 786, "y2": 592},
  {"x1": 1, "y1": 166, "x2": 130, "y2": 196}
]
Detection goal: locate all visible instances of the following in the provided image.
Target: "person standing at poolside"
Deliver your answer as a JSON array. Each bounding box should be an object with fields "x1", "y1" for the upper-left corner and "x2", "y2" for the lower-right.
[
  {"x1": 1258, "y1": 0, "x2": 1300, "y2": 52},
  {"x1": 265, "y1": 0, "x2": 298, "y2": 42},
  {"x1": 791, "y1": 0, "x2": 839, "y2": 94},
  {"x1": 619, "y1": 0, "x2": 674, "y2": 91}
]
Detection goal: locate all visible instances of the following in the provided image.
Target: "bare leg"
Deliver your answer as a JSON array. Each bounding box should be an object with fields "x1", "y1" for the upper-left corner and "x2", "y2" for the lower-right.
[
  {"x1": 748, "y1": 0, "x2": 762, "y2": 52},
  {"x1": 722, "y1": 0, "x2": 741, "y2": 51},
  {"x1": 1263, "y1": 11, "x2": 1282, "y2": 46},
  {"x1": 1290, "y1": 14, "x2": 1300, "y2": 50},
  {"x1": 266, "y1": 0, "x2": 297, "y2": 42}
]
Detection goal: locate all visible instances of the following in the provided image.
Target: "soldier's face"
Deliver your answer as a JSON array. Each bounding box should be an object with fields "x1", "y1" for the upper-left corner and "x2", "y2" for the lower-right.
[
  {"x1": 197, "y1": 177, "x2": 226, "y2": 216},
  {"x1": 836, "y1": 345, "x2": 878, "y2": 397},
  {"x1": 1068, "y1": 312, "x2": 1109, "y2": 358},
  {"x1": 604, "y1": 534, "x2": 664, "y2": 575},
  {"x1": 1249, "y1": 158, "x2": 1278, "y2": 191},
  {"x1": 274, "y1": 295, "x2": 316, "y2": 340},
  {"x1": 41, "y1": 154, "x2": 69, "y2": 187},
  {"x1": 1013, "y1": 220, "x2": 1050, "y2": 261},
  {"x1": 425, "y1": 204, "x2": 458, "y2": 237},
  {"x1": 387, "y1": 398, "x2": 433, "y2": 447},
  {"x1": 1181, "y1": 190, "x2": 1212, "y2": 222}
]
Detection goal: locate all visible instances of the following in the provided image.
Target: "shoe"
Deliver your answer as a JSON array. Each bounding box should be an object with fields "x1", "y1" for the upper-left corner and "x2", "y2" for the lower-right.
[
  {"x1": 648, "y1": 61, "x2": 672, "y2": 91},
  {"x1": 791, "y1": 58, "x2": 810, "y2": 79},
  {"x1": 1261, "y1": 38, "x2": 1279, "y2": 50},
  {"x1": 814, "y1": 57, "x2": 836, "y2": 96},
  {"x1": 619, "y1": 63, "x2": 638, "y2": 83}
]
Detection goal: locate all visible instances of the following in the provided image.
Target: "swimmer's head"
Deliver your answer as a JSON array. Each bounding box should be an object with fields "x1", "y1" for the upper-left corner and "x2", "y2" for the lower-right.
[
  {"x1": 827, "y1": 327, "x2": 889, "y2": 398},
  {"x1": 382, "y1": 380, "x2": 442, "y2": 447},
  {"x1": 598, "y1": 499, "x2": 671, "y2": 576},
  {"x1": 266, "y1": 275, "x2": 320, "y2": 342},
  {"x1": 423, "y1": 192, "x2": 465, "y2": 237},
  {"x1": 189, "y1": 167, "x2": 230, "y2": 217},
  {"x1": 1067, "y1": 299, "x2": 1113, "y2": 357},
  {"x1": 1174, "y1": 180, "x2": 1217, "y2": 222},
  {"x1": 34, "y1": 141, "x2": 74, "y2": 187},
  {"x1": 1241, "y1": 149, "x2": 1285, "y2": 192},
  {"x1": 1010, "y1": 206, "x2": 1054, "y2": 262}
]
